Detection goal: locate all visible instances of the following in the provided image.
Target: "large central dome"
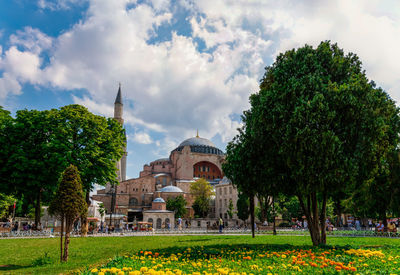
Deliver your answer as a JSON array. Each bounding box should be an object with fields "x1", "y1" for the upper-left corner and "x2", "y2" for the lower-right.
[
  {"x1": 179, "y1": 137, "x2": 216, "y2": 147},
  {"x1": 172, "y1": 136, "x2": 224, "y2": 155}
]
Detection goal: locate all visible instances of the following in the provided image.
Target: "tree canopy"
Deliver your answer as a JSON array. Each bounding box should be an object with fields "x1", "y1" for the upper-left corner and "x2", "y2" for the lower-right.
[
  {"x1": 224, "y1": 41, "x2": 399, "y2": 245},
  {"x1": 166, "y1": 195, "x2": 187, "y2": 218},
  {"x1": 190, "y1": 178, "x2": 214, "y2": 218},
  {"x1": 0, "y1": 104, "x2": 126, "y2": 226},
  {"x1": 49, "y1": 165, "x2": 87, "y2": 261}
]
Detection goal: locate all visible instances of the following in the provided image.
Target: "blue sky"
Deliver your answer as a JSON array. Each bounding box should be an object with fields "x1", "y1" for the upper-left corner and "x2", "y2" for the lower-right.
[{"x1": 1, "y1": 0, "x2": 400, "y2": 178}]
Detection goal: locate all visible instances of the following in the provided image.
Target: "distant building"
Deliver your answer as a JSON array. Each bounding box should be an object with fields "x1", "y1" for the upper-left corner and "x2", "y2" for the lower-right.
[
  {"x1": 215, "y1": 177, "x2": 239, "y2": 220},
  {"x1": 92, "y1": 86, "x2": 226, "y2": 227}
]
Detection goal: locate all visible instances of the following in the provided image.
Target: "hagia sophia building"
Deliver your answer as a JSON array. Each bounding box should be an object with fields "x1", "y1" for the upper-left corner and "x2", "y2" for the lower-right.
[{"x1": 92, "y1": 86, "x2": 230, "y2": 228}]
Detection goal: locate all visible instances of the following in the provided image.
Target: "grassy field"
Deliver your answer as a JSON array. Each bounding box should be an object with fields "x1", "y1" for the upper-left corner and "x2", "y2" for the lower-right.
[{"x1": 1, "y1": 235, "x2": 400, "y2": 274}]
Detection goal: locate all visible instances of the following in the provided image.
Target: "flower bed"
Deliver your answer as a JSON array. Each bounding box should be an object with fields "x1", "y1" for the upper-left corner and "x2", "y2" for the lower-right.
[{"x1": 84, "y1": 245, "x2": 400, "y2": 274}]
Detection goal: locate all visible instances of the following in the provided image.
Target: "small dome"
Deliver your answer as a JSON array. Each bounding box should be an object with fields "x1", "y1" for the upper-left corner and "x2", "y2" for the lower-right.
[
  {"x1": 153, "y1": 197, "x2": 166, "y2": 203},
  {"x1": 179, "y1": 137, "x2": 216, "y2": 147},
  {"x1": 160, "y1": 186, "x2": 184, "y2": 193}
]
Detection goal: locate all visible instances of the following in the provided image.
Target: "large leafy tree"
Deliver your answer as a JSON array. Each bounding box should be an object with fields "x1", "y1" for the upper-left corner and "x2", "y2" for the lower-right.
[
  {"x1": 52, "y1": 104, "x2": 126, "y2": 233},
  {"x1": 166, "y1": 195, "x2": 187, "y2": 218},
  {"x1": 223, "y1": 100, "x2": 281, "y2": 237},
  {"x1": 248, "y1": 41, "x2": 398, "y2": 245},
  {"x1": 0, "y1": 105, "x2": 125, "y2": 228},
  {"x1": 190, "y1": 178, "x2": 214, "y2": 218},
  {"x1": 6, "y1": 109, "x2": 61, "y2": 226},
  {"x1": 0, "y1": 107, "x2": 14, "y2": 194},
  {"x1": 49, "y1": 165, "x2": 87, "y2": 262}
]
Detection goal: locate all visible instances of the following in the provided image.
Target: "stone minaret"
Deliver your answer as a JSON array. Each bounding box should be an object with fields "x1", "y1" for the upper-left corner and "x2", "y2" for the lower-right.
[{"x1": 114, "y1": 84, "x2": 127, "y2": 182}]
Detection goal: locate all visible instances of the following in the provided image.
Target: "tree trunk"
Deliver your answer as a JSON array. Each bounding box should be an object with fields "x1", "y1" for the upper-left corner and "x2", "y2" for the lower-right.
[
  {"x1": 63, "y1": 218, "x2": 72, "y2": 262},
  {"x1": 60, "y1": 215, "x2": 64, "y2": 262},
  {"x1": 298, "y1": 192, "x2": 325, "y2": 246},
  {"x1": 80, "y1": 192, "x2": 90, "y2": 237},
  {"x1": 334, "y1": 200, "x2": 342, "y2": 227},
  {"x1": 272, "y1": 196, "x2": 276, "y2": 235},
  {"x1": 319, "y1": 191, "x2": 327, "y2": 244},
  {"x1": 250, "y1": 195, "x2": 255, "y2": 238},
  {"x1": 381, "y1": 211, "x2": 388, "y2": 231},
  {"x1": 35, "y1": 190, "x2": 42, "y2": 227}
]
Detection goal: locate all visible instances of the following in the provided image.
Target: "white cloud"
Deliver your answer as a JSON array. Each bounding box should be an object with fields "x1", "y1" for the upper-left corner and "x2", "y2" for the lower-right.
[
  {"x1": 0, "y1": 73, "x2": 22, "y2": 101},
  {"x1": 130, "y1": 131, "x2": 153, "y2": 144},
  {"x1": 9, "y1": 27, "x2": 53, "y2": 54},
  {"x1": 1, "y1": 0, "x2": 400, "y2": 148},
  {"x1": 37, "y1": 0, "x2": 87, "y2": 10}
]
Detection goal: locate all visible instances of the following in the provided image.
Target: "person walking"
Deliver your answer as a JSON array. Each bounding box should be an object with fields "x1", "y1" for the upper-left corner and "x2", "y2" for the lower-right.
[
  {"x1": 178, "y1": 217, "x2": 182, "y2": 231},
  {"x1": 219, "y1": 218, "x2": 223, "y2": 233}
]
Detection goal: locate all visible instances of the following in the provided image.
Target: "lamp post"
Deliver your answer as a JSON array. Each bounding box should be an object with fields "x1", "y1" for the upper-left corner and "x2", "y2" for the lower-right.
[{"x1": 108, "y1": 185, "x2": 116, "y2": 227}]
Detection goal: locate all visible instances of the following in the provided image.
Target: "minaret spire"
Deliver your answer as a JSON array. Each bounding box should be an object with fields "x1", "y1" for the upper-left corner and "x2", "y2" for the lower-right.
[
  {"x1": 115, "y1": 83, "x2": 122, "y2": 105},
  {"x1": 113, "y1": 83, "x2": 127, "y2": 182},
  {"x1": 196, "y1": 129, "x2": 199, "y2": 138}
]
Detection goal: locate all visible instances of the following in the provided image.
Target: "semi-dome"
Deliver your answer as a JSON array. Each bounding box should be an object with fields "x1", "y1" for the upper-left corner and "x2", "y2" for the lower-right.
[
  {"x1": 153, "y1": 197, "x2": 166, "y2": 203},
  {"x1": 173, "y1": 136, "x2": 224, "y2": 156},
  {"x1": 160, "y1": 185, "x2": 184, "y2": 193}
]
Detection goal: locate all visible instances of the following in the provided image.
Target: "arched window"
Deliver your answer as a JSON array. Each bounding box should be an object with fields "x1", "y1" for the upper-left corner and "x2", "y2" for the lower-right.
[
  {"x1": 148, "y1": 218, "x2": 153, "y2": 227},
  {"x1": 129, "y1": 197, "x2": 138, "y2": 206},
  {"x1": 156, "y1": 218, "x2": 162, "y2": 229},
  {"x1": 165, "y1": 218, "x2": 170, "y2": 226}
]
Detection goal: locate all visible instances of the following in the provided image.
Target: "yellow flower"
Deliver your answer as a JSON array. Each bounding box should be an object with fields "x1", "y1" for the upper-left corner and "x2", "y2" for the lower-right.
[
  {"x1": 98, "y1": 272, "x2": 104, "y2": 275},
  {"x1": 91, "y1": 268, "x2": 98, "y2": 273},
  {"x1": 141, "y1": 267, "x2": 149, "y2": 272}
]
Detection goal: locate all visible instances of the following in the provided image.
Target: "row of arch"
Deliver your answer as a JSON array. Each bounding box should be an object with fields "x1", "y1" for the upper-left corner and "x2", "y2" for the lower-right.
[{"x1": 147, "y1": 218, "x2": 171, "y2": 229}]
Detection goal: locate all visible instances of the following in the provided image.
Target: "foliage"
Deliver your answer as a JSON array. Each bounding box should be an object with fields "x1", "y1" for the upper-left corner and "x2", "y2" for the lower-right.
[
  {"x1": 5, "y1": 109, "x2": 60, "y2": 226},
  {"x1": 233, "y1": 41, "x2": 399, "y2": 245},
  {"x1": 227, "y1": 199, "x2": 234, "y2": 219},
  {"x1": 53, "y1": 104, "x2": 126, "y2": 196},
  {"x1": 236, "y1": 192, "x2": 250, "y2": 222},
  {"x1": 0, "y1": 105, "x2": 125, "y2": 226},
  {"x1": 0, "y1": 107, "x2": 13, "y2": 195},
  {"x1": 166, "y1": 195, "x2": 187, "y2": 218},
  {"x1": 32, "y1": 251, "x2": 53, "y2": 266},
  {"x1": 190, "y1": 178, "x2": 214, "y2": 218},
  {"x1": 49, "y1": 165, "x2": 87, "y2": 262},
  {"x1": 0, "y1": 193, "x2": 14, "y2": 219},
  {"x1": 98, "y1": 203, "x2": 105, "y2": 219},
  {"x1": 275, "y1": 196, "x2": 303, "y2": 222}
]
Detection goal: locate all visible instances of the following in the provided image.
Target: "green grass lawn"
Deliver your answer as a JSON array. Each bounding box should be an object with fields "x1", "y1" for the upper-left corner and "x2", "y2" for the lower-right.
[{"x1": 1, "y1": 235, "x2": 399, "y2": 274}]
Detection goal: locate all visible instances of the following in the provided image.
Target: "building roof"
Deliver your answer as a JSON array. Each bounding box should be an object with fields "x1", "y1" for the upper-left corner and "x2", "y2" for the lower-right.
[
  {"x1": 153, "y1": 158, "x2": 170, "y2": 162},
  {"x1": 173, "y1": 136, "x2": 224, "y2": 155},
  {"x1": 153, "y1": 197, "x2": 166, "y2": 203},
  {"x1": 179, "y1": 137, "x2": 216, "y2": 147},
  {"x1": 160, "y1": 185, "x2": 184, "y2": 193},
  {"x1": 115, "y1": 84, "x2": 122, "y2": 104}
]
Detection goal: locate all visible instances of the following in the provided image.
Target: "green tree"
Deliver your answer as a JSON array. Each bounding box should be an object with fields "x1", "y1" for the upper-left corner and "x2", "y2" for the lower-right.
[
  {"x1": 236, "y1": 192, "x2": 250, "y2": 223},
  {"x1": 0, "y1": 107, "x2": 14, "y2": 195},
  {"x1": 98, "y1": 203, "x2": 105, "y2": 220},
  {"x1": 49, "y1": 165, "x2": 87, "y2": 262},
  {"x1": 0, "y1": 193, "x2": 15, "y2": 219},
  {"x1": 6, "y1": 109, "x2": 61, "y2": 226},
  {"x1": 248, "y1": 41, "x2": 398, "y2": 245},
  {"x1": 227, "y1": 199, "x2": 234, "y2": 219},
  {"x1": 190, "y1": 178, "x2": 214, "y2": 218},
  {"x1": 52, "y1": 104, "x2": 126, "y2": 234},
  {"x1": 276, "y1": 196, "x2": 303, "y2": 223},
  {"x1": 166, "y1": 195, "x2": 187, "y2": 218}
]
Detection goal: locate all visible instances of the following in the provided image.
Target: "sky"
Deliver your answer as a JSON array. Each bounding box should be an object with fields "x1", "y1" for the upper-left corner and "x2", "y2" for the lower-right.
[{"x1": 1, "y1": 0, "x2": 400, "y2": 179}]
